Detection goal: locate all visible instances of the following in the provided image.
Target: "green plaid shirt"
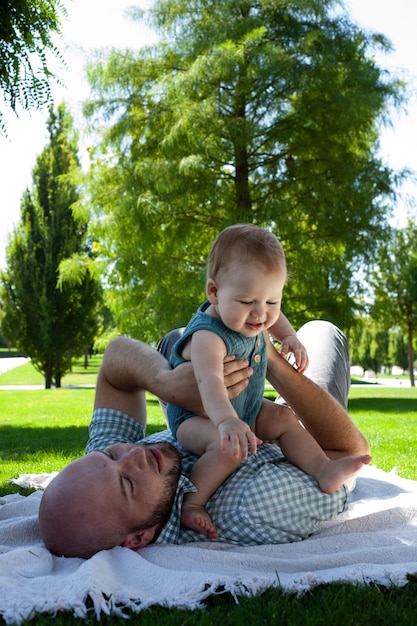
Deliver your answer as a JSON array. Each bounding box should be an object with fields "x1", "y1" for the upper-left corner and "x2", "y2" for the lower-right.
[{"x1": 87, "y1": 408, "x2": 349, "y2": 546}]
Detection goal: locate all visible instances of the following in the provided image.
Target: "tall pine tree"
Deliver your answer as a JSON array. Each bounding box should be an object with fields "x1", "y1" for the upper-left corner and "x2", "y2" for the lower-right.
[{"x1": 0, "y1": 104, "x2": 101, "y2": 388}]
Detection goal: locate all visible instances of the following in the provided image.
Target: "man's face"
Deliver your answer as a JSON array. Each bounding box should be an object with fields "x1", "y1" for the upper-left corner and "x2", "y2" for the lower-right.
[
  {"x1": 93, "y1": 441, "x2": 181, "y2": 531},
  {"x1": 39, "y1": 441, "x2": 181, "y2": 557}
]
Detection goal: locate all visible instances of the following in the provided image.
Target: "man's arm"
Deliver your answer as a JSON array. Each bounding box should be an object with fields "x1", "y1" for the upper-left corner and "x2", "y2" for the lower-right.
[
  {"x1": 94, "y1": 336, "x2": 252, "y2": 424},
  {"x1": 265, "y1": 338, "x2": 370, "y2": 458}
]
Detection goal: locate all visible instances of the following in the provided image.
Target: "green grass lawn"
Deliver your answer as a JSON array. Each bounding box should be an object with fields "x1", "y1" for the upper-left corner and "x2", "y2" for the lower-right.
[
  {"x1": 0, "y1": 390, "x2": 168, "y2": 491},
  {"x1": 348, "y1": 386, "x2": 417, "y2": 480},
  {"x1": 1, "y1": 365, "x2": 417, "y2": 625}
]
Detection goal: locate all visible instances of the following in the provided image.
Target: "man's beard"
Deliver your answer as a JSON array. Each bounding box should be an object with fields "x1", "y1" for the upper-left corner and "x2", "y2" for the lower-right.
[{"x1": 141, "y1": 442, "x2": 182, "y2": 531}]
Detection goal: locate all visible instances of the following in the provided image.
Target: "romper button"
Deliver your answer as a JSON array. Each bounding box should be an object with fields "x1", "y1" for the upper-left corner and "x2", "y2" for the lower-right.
[{"x1": 254, "y1": 354, "x2": 261, "y2": 363}]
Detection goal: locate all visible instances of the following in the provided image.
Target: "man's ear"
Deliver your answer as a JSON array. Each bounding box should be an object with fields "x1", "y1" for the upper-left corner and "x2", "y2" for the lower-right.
[
  {"x1": 122, "y1": 527, "x2": 157, "y2": 551},
  {"x1": 206, "y1": 278, "x2": 218, "y2": 304}
]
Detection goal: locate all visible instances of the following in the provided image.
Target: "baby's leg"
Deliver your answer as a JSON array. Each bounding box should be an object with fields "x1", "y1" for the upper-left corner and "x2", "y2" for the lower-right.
[
  {"x1": 177, "y1": 417, "x2": 241, "y2": 537},
  {"x1": 255, "y1": 400, "x2": 371, "y2": 494}
]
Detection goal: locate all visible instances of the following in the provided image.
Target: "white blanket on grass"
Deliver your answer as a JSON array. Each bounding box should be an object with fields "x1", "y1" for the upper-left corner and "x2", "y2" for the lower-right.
[{"x1": 1, "y1": 465, "x2": 417, "y2": 625}]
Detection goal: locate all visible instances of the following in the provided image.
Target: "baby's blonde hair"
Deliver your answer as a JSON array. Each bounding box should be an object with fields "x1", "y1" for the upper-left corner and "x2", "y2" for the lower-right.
[{"x1": 207, "y1": 224, "x2": 286, "y2": 280}]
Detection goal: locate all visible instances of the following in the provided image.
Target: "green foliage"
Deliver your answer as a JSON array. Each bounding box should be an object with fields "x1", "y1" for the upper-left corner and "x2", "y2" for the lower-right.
[
  {"x1": 388, "y1": 327, "x2": 409, "y2": 371},
  {"x1": 0, "y1": 0, "x2": 66, "y2": 133},
  {"x1": 83, "y1": 0, "x2": 407, "y2": 342},
  {"x1": 350, "y1": 318, "x2": 391, "y2": 373},
  {"x1": 371, "y1": 222, "x2": 417, "y2": 385},
  {"x1": 349, "y1": 316, "x2": 413, "y2": 378},
  {"x1": 0, "y1": 105, "x2": 102, "y2": 388}
]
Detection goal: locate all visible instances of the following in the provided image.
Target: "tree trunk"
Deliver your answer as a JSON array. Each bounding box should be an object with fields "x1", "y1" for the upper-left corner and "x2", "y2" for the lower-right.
[
  {"x1": 84, "y1": 347, "x2": 89, "y2": 370},
  {"x1": 44, "y1": 371, "x2": 52, "y2": 389},
  {"x1": 407, "y1": 324, "x2": 415, "y2": 387}
]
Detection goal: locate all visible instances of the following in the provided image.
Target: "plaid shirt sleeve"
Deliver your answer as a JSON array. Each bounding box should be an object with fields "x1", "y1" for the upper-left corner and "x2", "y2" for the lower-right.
[
  {"x1": 86, "y1": 408, "x2": 146, "y2": 454},
  {"x1": 86, "y1": 409, "x2": 350, "y2": 546}
]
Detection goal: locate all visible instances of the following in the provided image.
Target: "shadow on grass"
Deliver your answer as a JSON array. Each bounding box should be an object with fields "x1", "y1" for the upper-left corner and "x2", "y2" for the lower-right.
[
  {"x1": 0, "y1": 425, "x2": 89, "y2": 460},
  {"x1": 348, "y1": 396, "x2": 417, "y2": 414},
  {"x1": 0, "y1": 421, "x2": 167, "y2": 461}
]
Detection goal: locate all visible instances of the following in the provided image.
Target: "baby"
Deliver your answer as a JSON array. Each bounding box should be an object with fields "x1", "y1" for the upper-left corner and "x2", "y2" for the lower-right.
[{"x1": 167, "y1": 224, "x2": 371, "y2": 537}]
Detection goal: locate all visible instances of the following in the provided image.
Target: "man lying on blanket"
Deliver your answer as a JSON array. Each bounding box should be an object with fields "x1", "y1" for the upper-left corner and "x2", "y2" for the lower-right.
[{"x1": 39, "y1": 321, "x2": 370, "y2": 559}]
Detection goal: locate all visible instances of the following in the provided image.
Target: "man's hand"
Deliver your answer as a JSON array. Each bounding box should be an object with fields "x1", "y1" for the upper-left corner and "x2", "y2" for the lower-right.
[
  {"x1": 159, "y1": 356, "x2": 253, "y2": 418},
  {"x1": 223, "y1": 355, "x2": 253, "y2": 399}
]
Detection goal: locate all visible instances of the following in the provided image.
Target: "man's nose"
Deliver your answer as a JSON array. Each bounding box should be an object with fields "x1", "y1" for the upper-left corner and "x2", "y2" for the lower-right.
[{"x1": 119, "y1": 446, "x2": 147, "y2": 469}]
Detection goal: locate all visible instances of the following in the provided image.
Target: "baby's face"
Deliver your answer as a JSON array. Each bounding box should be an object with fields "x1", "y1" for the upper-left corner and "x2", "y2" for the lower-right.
[{"x1": 210, "y1": 261, "x2": 285, "y2": 337}]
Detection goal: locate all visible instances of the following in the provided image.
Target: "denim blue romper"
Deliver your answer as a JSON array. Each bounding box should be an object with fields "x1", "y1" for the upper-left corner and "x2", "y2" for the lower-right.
[{"x1": 167, "y1": 301, "x2": 267, "y2": 438}]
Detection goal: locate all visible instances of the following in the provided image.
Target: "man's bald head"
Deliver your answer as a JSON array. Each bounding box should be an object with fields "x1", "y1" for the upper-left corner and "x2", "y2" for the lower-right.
[{"x1": 39, "y1": 442, "x2": 181, "y2": 558}]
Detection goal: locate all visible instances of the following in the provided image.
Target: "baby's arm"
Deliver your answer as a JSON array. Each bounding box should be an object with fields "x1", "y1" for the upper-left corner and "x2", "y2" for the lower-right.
[
  {"x1": 190, "y1": 330, "x2": 260, "y2": 458},
  {"x1": 269, "y1": 312, "x2": 309, "y2": 373}
]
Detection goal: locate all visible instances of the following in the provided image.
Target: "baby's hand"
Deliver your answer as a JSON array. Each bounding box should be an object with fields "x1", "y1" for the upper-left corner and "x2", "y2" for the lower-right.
[
  {"x1": 280, "y1": 335, "x2": 309, "y2": 373},
  {"x1": 217, "y1": 418, "x2": 261, "y2": 459}
]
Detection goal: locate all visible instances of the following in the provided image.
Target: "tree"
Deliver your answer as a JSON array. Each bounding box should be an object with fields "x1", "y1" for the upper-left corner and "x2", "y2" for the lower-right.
[
  {"x1": 0, "y1": 104, "x2": 101, "y2": 388},
  {"x1": 0, "y1": 0, "x2": 66, "y2": 133},
  {"x1": 388, "y1": 327, "x2": 408, "y2": 373},
  {"x1": 83, "y1": 0, "x2": 407, "y2": 342},
  {"x1": 372, "y1": 223, "x2": 417, "y2": 386},
  {"x1": 350, "y1": 317, "x2": 389, "y2": 375}
]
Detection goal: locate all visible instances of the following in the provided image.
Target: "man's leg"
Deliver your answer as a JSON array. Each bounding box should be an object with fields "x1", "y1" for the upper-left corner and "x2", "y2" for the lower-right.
[
  {"x1": 157, "y1": 329, "x2": 185, "y2": 420},
  {"x1": 266, "y1": 324, "x2": 370, "y2": 459},
  {"x1": 157, "y1": 328, "x2": 185, "y2": 360},
  {"x1": 296, "y1": 320, "x2": 350, "y2": 409}
]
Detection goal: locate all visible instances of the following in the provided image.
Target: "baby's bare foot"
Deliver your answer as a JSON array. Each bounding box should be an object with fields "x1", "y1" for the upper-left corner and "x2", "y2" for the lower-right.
[
  {"x1": 317, "y1": 454, "x2": 372, "y2": 494},
  {"x1": 181, "y1": 506, "x2": 219, "y2": 539}
]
